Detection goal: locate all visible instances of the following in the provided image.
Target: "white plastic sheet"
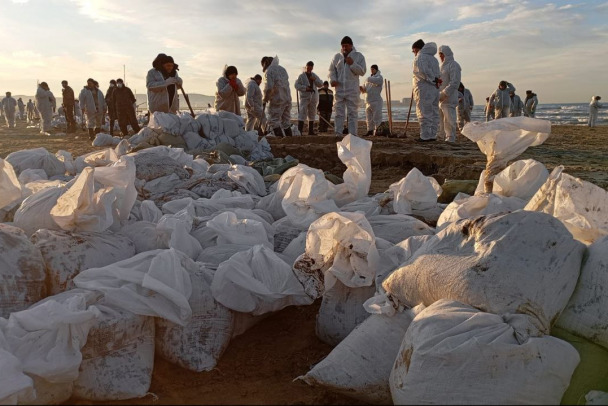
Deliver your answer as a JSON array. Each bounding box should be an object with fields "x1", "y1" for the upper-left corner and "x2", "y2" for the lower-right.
[{"x1": 331, "y1": 135, "x2": 372, "y2": 207}]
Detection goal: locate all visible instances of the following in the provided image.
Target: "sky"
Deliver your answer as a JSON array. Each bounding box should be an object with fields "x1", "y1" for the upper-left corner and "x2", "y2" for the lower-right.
[{"x1": 1, "y1": 0, "x2": 607, "y2": 104}]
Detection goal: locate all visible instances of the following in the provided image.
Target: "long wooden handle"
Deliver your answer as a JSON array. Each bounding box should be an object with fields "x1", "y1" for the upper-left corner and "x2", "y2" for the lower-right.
[
  {"x1": 387, "y1": 80, "x2": 393, "y2": 134},
  {"x1": 405, "y1": 89, "x2": 414, "y2": 136},
  {"x1": 180, "y1": 87, "x2": 195, "y2": 118}
]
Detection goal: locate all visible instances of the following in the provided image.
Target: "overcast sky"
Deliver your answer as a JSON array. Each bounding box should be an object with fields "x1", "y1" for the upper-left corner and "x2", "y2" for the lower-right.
[{"x1": 1, "y1": 0, "x2": 607, "y2": 104}]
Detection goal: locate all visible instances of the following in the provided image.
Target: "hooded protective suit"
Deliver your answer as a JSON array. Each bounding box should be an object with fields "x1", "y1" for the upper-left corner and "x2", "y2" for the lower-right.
[
  {"x1": 295, "y1": 68, "x2": 323, "y2": 122},
  {"x1": 329, "y1": 45, "x2": 366, "y2": 136},
  {"x1": 362, "y1": 69, "x2": 383, "y2": 132},
  {"x1": 524, "y1": 93, "x2": 538, "y2": 118},
  {"x1": 17, "y1": 98, "x2": 25, "y2": 120},
  {"x1": 35, "y1": 86, "x2": 55, "y2": 132},
  {"x1": 78, "y1": 86, "x2": 98, "y2": 129},
  {"x1": 93, "y1": 88, "x2": 106, "y2": 129},
  {"x1": 588, "y1": 96, "x2": 602, "y2": 127},
  {"x1": 438, "y1": 45, "x2": 461, "y2": 142},
  {"x1": 509, "y1": 94, "x2": 524, "y2": 117},
  {"x1": 490, "y1": 81, "x2": 515, "y2": 119},
  {"x1": 457, "y1": 87, "x2": 473, "y2": 130},
  {"x1": 146, "y1": 68, "x2": 183, "y2": 114},
  {"x1": 2, "y1": 96, "x2": 17, "y2": 128},
  {"x1": 245, "y1": 78, "x2": 264, "y2": 131},
  {"x1": 215, "y1": 67, "x2": 246, "y2": 116},
  {"x1": 262, "y1": 56, "x2": 292, "y2": 134},
  {"x1": 484, "y1": 97, "x2": 494, "y2": 122},
  {"x1": 413, "y1": 42, "x2": 440, "y2": 140}
]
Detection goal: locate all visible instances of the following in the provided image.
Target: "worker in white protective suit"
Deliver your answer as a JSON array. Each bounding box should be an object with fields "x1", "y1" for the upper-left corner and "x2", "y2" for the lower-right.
[
  {"x1": 35, "y1": 82, "x2": 55, "y2": 134},
  {"x1": 360, "y1": 64, "x2": 383, "y2": 136},
  {"x1": 78, "y1": 78, "x2": 99, "y2": 140},
  {"x1": 438, "y1": 45, "x2": 461, "y2": 143},
  {"x1": 261, "y1": 55, "x2": 292, "y2": 137},
  {"x1": 26, "y1": 99, "x2": 35, "y2": 123},
  {"x1": 490, "y1": 80, "x2": 515, "y2": 119},
  {"x1": 524, "y1": 90, "x2": 538, "y2": 118},
  {"x1": 17, "y1": 98, "x2": 25, "y2": 120},
  {"x1": 588, "y1": 95, "x2": 602, "y2": 128},
  {"x1": 456, "y1": 82, "x2": 474, "y2": 131},
  {"x1": 245, "y1": 74, "x2": 265, "y2": 134},
  {"x1": 146, "y1": 53, "x2": 183, "y2": 114},
  {"x1": 509, "y1": 90, "x2": 524, "y2": 117},
  {"x1": 215, "y1": 65, "x2": 246, "y2": 115},
  {"x1": 412, "y1": 39, "x2": 441, "y2": 142},
  {"x1": 2, "y1": 92, "x2": 17, "y2": 128},
  {"x1": 329, "y1": 36, "x2": 366, "y2": 137},
  {"x1": 295, "y1": 61, "x2": 323, "y2": 135},
  {"x1": 92, "y1": 80, "x2": 106, "y2": 133},
  {"x1": 484, "y1": 96, "x2": 494, "y2": 122}
]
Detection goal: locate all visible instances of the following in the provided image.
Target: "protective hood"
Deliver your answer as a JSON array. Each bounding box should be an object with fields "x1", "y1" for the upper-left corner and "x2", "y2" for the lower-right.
[
  {"x1": 591, "y1": 96, "x2": 599, "y2": 102},
  {"x1": 438, "y1": 45, "x2": 454, "y2": 64},
  {"x1": 421, "y1": 42, "x2": 437, "y2": 56}
]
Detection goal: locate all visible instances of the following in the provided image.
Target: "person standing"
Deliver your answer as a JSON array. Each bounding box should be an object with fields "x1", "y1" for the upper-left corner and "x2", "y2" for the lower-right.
[
  {"x1": 35, "y1": 82, "x2": 55, "y2": 134},
  {"x1": 61, "y1": 80, "x2": 76, "y2": 133},
  {"x1": 17, "y1": 98, "x2": 25, "y2": 121},
  {"x1": 245, "y1": 74, "x2": 264, "y2": 133},
  {"x1": 411, "y1": 39, "x2": 441, "y2": 142},
  {"x1": 1, "y1": 92, "x2": 17, "y2": 128},
  {"x1": 484, "y1": 96, "x2": 494, "y2": 122},
  {"x1": 359, "y1": 64, "x2": 383, "y2": 136},
  {"x1": 317, "y1": 81, "x2": 333, "y2": 133},
  {"x1": 524, "y1": 90, "x2": 538, "y2": 118},
  {"x1": 92, "y1": 80, "x2": 107, "y2": 133},
  {"x1": 588, "y1": 96, "x2": 602, "y2": 128},
  {"x1": 105, "y1": 79, "x2": 118, "y2": 135},
  {"x1": 490, "y1": 80, "x2": 515, "y2": 119},
  {"x1": 147, "y1": 53, "x2": 183, "y2": 114},
  {"x1": 79, "y1": 78, "x2": 99, "y2": 139},
  {"x1": 26, "y1": 99, "x2": 35, "y2": 124},
  {"x1": 295, "y1": 61, "x2": 323, "y2": 135},
  {"x1": 112, "y1": 78, "x2": 141, "y2": 137},
  {"x1": 438, "y1": 45, "x2": 461, "y2": 143},
  {"x1": 456, "y1": 82, "x2": 473, "y2": 131},
  {"x1": 214, "y1": 65, "x2": 246, "y2": 115},
  {"x1": 261, "y1": 55, "x2": 292, "y2": 137},
  {"x1": 329, "y1": 36, "x2": 366, "y2": 137},
  {"x1": 509, "y1": 90, "x2": 524, "y2": 117}
]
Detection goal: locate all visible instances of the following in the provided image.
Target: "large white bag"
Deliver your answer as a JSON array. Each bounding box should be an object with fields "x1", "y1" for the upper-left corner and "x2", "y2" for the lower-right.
[
  {"x1": 389, "y1": 299, "x2": 579, "y2": 405},
  {"x1": 331, "y1": 134, "x2": 372, "y2": 207},
  {"x1": 31, "y1": 229, "x2": 136, "y2": 295},
  {"x1": 0, "y1": 224, "x2": 46, "y2": 318},
  {"x1": 205, "y1": 211, "x2": 273, "y2": 249},
  {"x1": 525, "y1": 166, "x2": 608, "y2": 245},
  {"x1": 5, "y1": 147, "x2": 65, "y2": 178},
  {"x1": 74, "y1": 148, "x2": 119, "y2": 173},
  {"x1": 211, "y1": 245, "x2": 313, "y2": 315},
  {"x1": 556, "y1": 235, "x2": 608, "y2": 350},
  {"x1": 368, "y1": 214, "x2": 434, "y2": 244},
  {"x1": 0, "y1": 158, "x2": 22, "y2": 210},
  {"x1": 13, "y1": 185, "x2": 66, "y2": 236},
  {"x1": 0, "y1": 331, "x2": 35, "y2": 405},
  {"x1": 118, "y1": 221, "x2": 158, "y2": 253},
  {"x1": 437, "y1": 192, "x2": 527, "y2": 228},
  {"x1": 148, "y1": 111, "x2": 182, "y2": 135},
  {"x1": 299, "y1": 305, "x2": 424, "y2": 405},
  {"x1": 339, "y1": 194, "x2": 394, "y2": 218},
  {"x1": 389, "y1": 168, "x2": 442, "y2": 214},
  {"x1": 383, "y1": 210, "x2": 585, "y2": 332},
  {"x1": 227, "y1": 164, "x2": 267, "y2": 196},
  {"x1": 156, "y1": 207, "x2": 202, "y2": 260},
  {"x1": 474, "y1": 159, "x2": 549, "y2": 201}
]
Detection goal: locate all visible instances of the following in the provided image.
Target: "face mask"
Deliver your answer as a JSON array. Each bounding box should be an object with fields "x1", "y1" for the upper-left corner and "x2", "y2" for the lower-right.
[
  {"x1": 110, "y1": 84, "x2": 115, "y2": 87},
  {"x1": 117, "y1": 83, "x2": 124, "y2": 88}
]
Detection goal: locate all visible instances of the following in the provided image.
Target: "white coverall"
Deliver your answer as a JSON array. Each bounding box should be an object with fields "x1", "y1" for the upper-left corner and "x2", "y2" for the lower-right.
[
  {"x1": 245, "y1": 79, "x2": 264, "y2": 131},
  {"x1": 509, "y1": 94, "x2": 524, "y2": 117},
  {"x1": 93, "y1": 88, "x2": 106, "y2": 129},
  {"x1": 17, "y1": 99, "x2": 25, "y2": 120},
  {"x1": 490, "y1": 82, "x2": 515, "y2": 119},
  {"x1": 438, "y1": 45, "x2": 461, "y2": 142},
  {"x1": 484, "y1": 98, "x2": 494, "y2": 122},
  {"x1": 35, "y1": 86, "x2": 55, "y2": 132},
  {"x1": 457, "y1": 88, "x2": 474, "y2": 130},
  {"x1": 2, "y1": 97, "x2": 17, "y2": 128},
  {"x1": 215, "y1": 71, "x2": 246, "y2": 116},
  {"x1": 329, "y1": 46, "x2": 366, "y2": 136},
  {"x1": 295, "y1": 70, "x2": 323, "y2": 121},
  {"x1": 78, "y1": 87, "x2": 98, "y2": 129},
  {"x1": 588, "y1": 96, "x2": 602, "y2": 127},
  {"x1": 524, "y1": 94, "x2": 538, "y2": 118},
  {"x1": 413, "y1": 42, "x2": 440, "y2": 140},
  {"x1": 146, "y1": 69, "x2": 183, "y2": 114},
  {"x1": 363, "y1": 69, "x2": 383, "y2": 132},
  {"x1": 263, "y1": 56, "x2": 292, "y2": 133}
]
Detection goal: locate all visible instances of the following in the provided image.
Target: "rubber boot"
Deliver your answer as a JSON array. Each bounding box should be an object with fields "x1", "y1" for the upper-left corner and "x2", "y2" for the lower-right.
[
  {"x1": 297, "y1": 120, "x2": 304, "y2": 135},
  {"x1": 273, "y1": 127, "x2": 284, "y2": 137},
  {"x1": 284, "y1": 126, "x2": 293, "y2": 137},
  {"x1": 308, "y1": 121, "x2": 316, "y2": 135},
  {"x1": 88, "y1": 128, "x2": 95, "y2": 140}
]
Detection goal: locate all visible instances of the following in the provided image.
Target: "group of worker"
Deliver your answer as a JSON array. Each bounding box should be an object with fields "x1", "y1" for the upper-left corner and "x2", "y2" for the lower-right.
[{"x1": 483, "y1": 84, "x2": 539, "y2": 122}]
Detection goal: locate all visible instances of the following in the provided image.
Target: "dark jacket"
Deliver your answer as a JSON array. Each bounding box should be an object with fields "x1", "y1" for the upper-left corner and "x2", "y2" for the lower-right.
[
  {"x1": 317, "y1": 87, "x2": 333, "y2": 112},
  {"x1": 62, "y1": 85, "x2": 75, "y2": 106},
  {"x1": 105, "y1": 86, "x2": 116, "y2": 112},
  {"x1": 112, "y1": 86, "x2": 137, "y2": 111}
]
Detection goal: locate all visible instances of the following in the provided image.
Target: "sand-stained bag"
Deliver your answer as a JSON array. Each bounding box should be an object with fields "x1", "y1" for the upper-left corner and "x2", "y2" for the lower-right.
[
  {"x1": 13, "y1": 186, "x2": 66, "y2": 236},
  {"x1": 0, "y1": 158, "x2": 22, "y2": 211},
  {"x1": 0, "y1": 224, "x2": 46, "y2": 318},
  {"x1": 436, "y1": 192, "x2": 526, "y2": 229},
  {"x1": 383, "y1": 210, "x2": 585, "y2": 333},
  {"x1": 368, "y1": 214, "x2": 434, "y2": 244},
  {"x1": 389, "y1": 300, "x2": 579, "y2": 405},
  {"x1": 474, "y1": 159, "x2": 549, "y2": 201},
  {"x1": 300, "y1": 305, "x2": 424, "y2": 405},
  {"x1": 31, "y1": 229, "x2": 136, "y2": 295},
  {"x1": 5, "y1": 147, "x2": 65, "y2": 178}
]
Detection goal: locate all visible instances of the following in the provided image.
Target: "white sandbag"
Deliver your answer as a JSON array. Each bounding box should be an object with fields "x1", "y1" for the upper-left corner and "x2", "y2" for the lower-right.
[
  {"x1": 5, "y1": 148, "x2": 65, "y2": 178},
  {"x1": 217, "y1": 109, "x2": 245, "y2": 128},
  {"x1": 195, "y1": 113, "x2": 224, "y2": 140},
  {"x1": 210, "y1": 189, "x2": 257, "y2": 210},
  {"x1": 141, "y1": 199, "x2": 163, "y2": 223},
  {"x1": 437, "y1": 192, "x2": 527, "y2": 229},
  {"x1": 31, "y1": 229, "x2": 136, "y2": 295},
  {"x1": 130, "y1": 145, "x2": 193, "y2": 168},
  {"x1": 179, "y1": 114, "x2": 202, "y2": 135},
  {"x1": 191, "y1": 157, "x2": 210, "y2": 174},
  {"x1": 339, "y1": 193, "x2": 394, "y2": 218},
  {"x1": 462, "y1": 116, "x2": 550, "y2": 193},
  {"x1": 316, "y1": 280, "x2": 376, "y2": 346},
  {"x1": 234, "y1": 131, "x2": 259, "y2": 152},
  {"x1": 72, "y1": 302, "x2": 154, "y2": 401},
  {"x1": 227, "y1": 164, "x2": 267, "y2": 196},
  {"x1": 368, "y1": 214, "x2": 434, "y2": 244},
  {"x1": 133, "y1": 151, "x2": 189, "y2": 182},
  {"x1": 114, "y1": 139, "x2": 130, "y2": 157},
  {"x1": 211, "y1": 245, "x2": 313, "y2": 315},
  {"x1": 0, "y1": 158, "x2": 22, "y2": 210},
  {"x1": 93, "y1": 155, "x2": 137, "y2": 225},
  {"x1": 13, "y1": 185, "x2": 65, "y2": 236},
  {"x1": 0, "y1": 224, "x2": 46, "y2": 318},
  {"x1": 586, "y1": 391, "x2": 608, "y2": 405},
  {"x1": 389, "y1": 299, "x2": 579, "y2": 405},
  {"x1": 74, "y1": 148, "x2": 119, "y2": 173},
  {"x1": 221, "y1": 118, "x2": 240, "y2": 138},
  {"x1": 156, "y1": 265, "x2": 234, "y2": 372},
  {"x1": 195, "y1": 244, "x2": 253, "y2": 267},
  {"x1": 383, "y1": 210, "x2": 585, "y2": 332},
  {"x1": 331, "y1": 134, "x2": 372, "y2": 207},
  {"x1": 281, "y1": 231, "x2": 307, "y2": 266},
  {"x1": 92, "y1": 132, "x2": 115, "y2": 147},
  {"x1": 556, "y1": 235, "x2": 608, "y2": 350},
  {"x1": 148, "y1": 111, "x2": 182, "y2": 135},
  {"x1": 474, "y1": 159, "x2": 549, "y2": 201},
  {"x1": 273, "y1": 216, "x2": 305, "y2": 253},
  {"x1": 183, "y1": 131, "x2": 206, "y2": 151},
  {"x1": 73, "y1": 249, "x2": 194, "y2": 326},
  {"x1": 55, "y1": 150, "x2": 76, "y2": 176},
  {"x1": 389, "y1": 167, "x2": 442, "y2": 214},
  {"x1": 299, "y1": 305, "x2": 424, "y2": 404},
  {"x1": 21, "y1": 179, "x2": 66, "y2": 201},
  {"x1": 17, "y1": 168, "x2": 47, "y2": 185},
  {"x1": 118, "y1": 221, "x2": 158, "y2": 253},
  {"x1": 142, "y1": 173, "x2": 182, "y2": 196},
  {"x1": 0, "y1": 332, "x2": 34, "y2": 405},
  {"x1": 156, "y1": 207, "x2": 202, "y2": 260},
  {"x1": 205, "y1": 211, "x2": 273, "y2": 249},
  {"x1": 525, "y1": 166, "x2": 608, "y2": 245}
]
